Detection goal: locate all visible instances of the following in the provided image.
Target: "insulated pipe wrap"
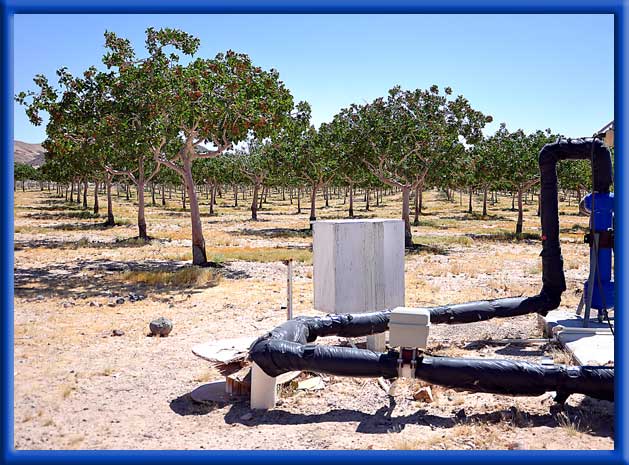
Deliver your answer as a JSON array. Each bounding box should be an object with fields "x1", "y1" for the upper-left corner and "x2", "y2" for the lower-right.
[
  {"x1": 415, "y1": 356, "x2": 614, "y2": 401},
  {"x1": 249, "y1": 338, "x2": 398, "y2": 378}
]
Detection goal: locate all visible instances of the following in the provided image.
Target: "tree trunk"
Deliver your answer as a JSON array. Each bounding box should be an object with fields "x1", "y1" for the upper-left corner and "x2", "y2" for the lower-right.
[
  {"x1": 413, "y1": 185, "x2": 421, "y2": 226},
  {"x1": 105, "y1": 174, "x2": 115, "y2": 226},
  {"x1": 537, "y1": 193, "x2": 541, "y2": 217},
  {"x1": 348, "y1": 184, "x2": 354, "y2": 218},
  {"x1": 324, "y1": 186, "x2": 329, "y2": 207},
  {"x1": 126, "y1": 183, "x2": 130, "y2": 201},
  {"x1": 258, "y1": 185, "x2": 264, "y2": 210},
  {"x1": 182, "y1": 157, "x2": 207, "y2": 265},
  {"x1": 365, "y1": 188, "x2": 370, "y2": 211},
  {"x1": 297, "y1": 188, "x2": 302, "y2": 214},
  {"x1": 161, "y1": 185, "x2": 166, "y2": 206},
  {"x1": 289, "y1": 187, "x2": 293, "y2": 205},
  {"x1": 309, "y1": 184, "x2": 318, "y2": 223},
  {"x1": 82, "y1": 180, "x2": 88, "y2": 209},
  {"x1": 482, "y1": 185, "x2": 488, "y2": 216},
  {"x1": 151, "y1": 182, "x2": 156, "y2": 206},
  {"x1": 181, "y1": 186, "x2": 186, "y2": 210},
  {"x1": 515, "y1": 187, "x2": 524, "y2": 236},
  {"x1": 402, "y1": 187, "x2": 413, "y2": 248},
  {"x1": 251, "y1": 182, "x2": 260, "y2": 221},
  {"x1": 93, "y1": 180, "x2": 99, "y2": 214},
  {"x1": 137, "y1": 165, "x2": 148, "y2": 240},
  {"x1": 511, "y1": 191, "x2": 515, "y2": 211},
  {"x1": 209, "y1": 183, "x2": 216, "y2": 215},
  {"x1": 70, "y1": 180, "x2": 75, "y2": 201},
  {"x1": 468, "y1": 187, "x2": 473, "y2": 214},
  {"x1": 233, "y1": 185, "x2": 239, "y2": 207}
]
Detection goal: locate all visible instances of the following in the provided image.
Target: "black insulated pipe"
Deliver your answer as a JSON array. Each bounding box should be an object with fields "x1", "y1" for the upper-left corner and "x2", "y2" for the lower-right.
[
  {"x1": 249, "y1": 314, "x2": 614, "y2": 401},
  {"x1": 248, "y1": 138, "x2": 615, "y2": 402}
]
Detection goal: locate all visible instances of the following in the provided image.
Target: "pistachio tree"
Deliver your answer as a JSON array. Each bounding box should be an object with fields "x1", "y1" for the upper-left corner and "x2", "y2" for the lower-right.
[
  {"x1": 152, "y1": 50, "x2": 293, "y2": 264},
  {"x1": 103, "y1": 28, "x2": 201, "y2": 239},
  {"x1": 346, "y1": 85, "x2": 492, "y2": 247}
]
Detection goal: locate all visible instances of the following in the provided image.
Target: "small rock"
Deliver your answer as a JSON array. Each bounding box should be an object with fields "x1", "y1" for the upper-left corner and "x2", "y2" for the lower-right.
[
  {"x1": 507, "y1": 441, "x2": 524, "y2": 450},
  {"x1": 36, "y1": 294, "x2": 45, "y2": 301},
  {"x1": 149, "y1": 317, "x2": 173, "y2": 337},
  {"x1": 115, "y1": 297, "x2": 125, "y2": 305},
  {"x1": 455, "y1": 408, "x2": 466, "y2": 420},
  {"x1": 111, "y1": 329, "x2": 125, "y2": 337},
  {"x1": 89, "y1": 301, "x2": 98, "y2": 307},
  {"x1": 240, "y1": 412, "x2": 253, "y2": 421},
  {"x1": 413, "y1": 386, "x2": 434, "y2": 403},
  {"x1": 128, "y1": 292, "x2": 146, "y2": 302},
  {"x1": 107, "y1": 302, "x2": 116, "y2": 308}
]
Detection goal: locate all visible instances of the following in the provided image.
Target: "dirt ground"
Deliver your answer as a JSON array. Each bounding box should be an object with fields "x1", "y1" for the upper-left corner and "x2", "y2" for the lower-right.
[{"x1": 12, "y1": 186, "x2": 614, "y2": 450}]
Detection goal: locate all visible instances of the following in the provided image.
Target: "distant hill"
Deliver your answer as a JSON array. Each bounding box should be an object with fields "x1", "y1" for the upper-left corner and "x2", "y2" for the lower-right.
[{"x1": 14, "y1": 140, "x2": 46, "y2": 167}]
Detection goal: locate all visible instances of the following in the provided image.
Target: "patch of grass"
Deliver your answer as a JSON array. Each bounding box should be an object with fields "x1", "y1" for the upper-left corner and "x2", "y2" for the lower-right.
[
  {"x1": 46, "y1": 210, "x2": 101, "y2": 220},
  {"x1": 14, "y1": 225, "x2": 45, "y2": 234},
  {"x1": 61, "y1": 383, "x2": 76, "y2": 399},
  {"x1": 555, "y1": 411, "x2": 591, "y2": 436},
  {"x1": 389, "y1": 420, "x2": 510, "y2": 450},
  {"x1": 465, "y1": 231, "x2": 541, "y2": 242},
  {"x1": 207, "y1": 246, "x2": 312, "y2": 263},
  {"x1": 413, "y1": 235, "x2": 475, "y2": 247},
  {"x1": 193, "y1": 366, "x2": 222, "y2": 383},
  {"x1": 122, "y1": 266, "x2": 221, "y2": 288}
]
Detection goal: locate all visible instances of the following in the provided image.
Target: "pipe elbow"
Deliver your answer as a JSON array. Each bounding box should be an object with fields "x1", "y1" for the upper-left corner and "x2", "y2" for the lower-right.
[{"x1": 538, "y1": 143, "x2": 560, "y2": 167}]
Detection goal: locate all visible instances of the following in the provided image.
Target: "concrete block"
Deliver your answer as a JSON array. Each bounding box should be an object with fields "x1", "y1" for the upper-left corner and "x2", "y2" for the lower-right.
[
  {"x1": 250, "y1": 363, "x2": 277, "y2": 410},
  {"x1": 312, "y1": 219, "x2": 405, "y2": 314}
]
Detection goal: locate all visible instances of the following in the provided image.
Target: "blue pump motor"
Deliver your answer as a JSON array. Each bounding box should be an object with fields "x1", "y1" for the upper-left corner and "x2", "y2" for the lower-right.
[{"x1": 581, "y1": 192, "x2": 614, "y2": 311}]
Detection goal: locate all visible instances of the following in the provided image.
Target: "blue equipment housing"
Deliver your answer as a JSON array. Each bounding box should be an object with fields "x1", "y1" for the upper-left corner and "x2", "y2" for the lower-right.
[{"x1": 582, "y1": 192, "x2": 615, "y2": 311}]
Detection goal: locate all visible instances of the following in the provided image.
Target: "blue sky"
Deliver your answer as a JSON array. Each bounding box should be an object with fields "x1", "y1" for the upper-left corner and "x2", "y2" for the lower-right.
[{"x1": 13, "y1": 14, "x2": 613, "y2": 143}]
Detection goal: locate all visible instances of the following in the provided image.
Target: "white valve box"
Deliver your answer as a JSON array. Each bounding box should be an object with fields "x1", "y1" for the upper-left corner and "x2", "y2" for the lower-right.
[{"x1": 388, "y1": 307, "x2": 431, "y2": 349}]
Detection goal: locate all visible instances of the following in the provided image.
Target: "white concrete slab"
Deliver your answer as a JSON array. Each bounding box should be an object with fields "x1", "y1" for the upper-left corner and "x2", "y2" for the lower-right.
[
  {"x1": 538, "y1": 310, "x2": 612, "y2": 337},
  {"x1": 538, "y1": 310, "x2": 614, "y2": 367},
  {"x1": 556, "y1": 331, "x2": 614, "y2": 366}
]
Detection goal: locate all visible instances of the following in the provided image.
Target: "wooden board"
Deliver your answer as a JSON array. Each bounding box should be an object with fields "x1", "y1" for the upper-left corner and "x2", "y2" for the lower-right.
[{"x1": 192, "y1": 336, "x2": 258, "y2": 365}]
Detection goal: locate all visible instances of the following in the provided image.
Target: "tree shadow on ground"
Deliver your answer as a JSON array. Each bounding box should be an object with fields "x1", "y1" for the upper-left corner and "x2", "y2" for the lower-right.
[
  {"x1": 44, "y1": 221, "x2": 125, "y2": 231},
  {"x1": 23, "y1": 211, "x2": 101, "y2": 221},
  {"x1": 234, "y1": 228, "x2": 312, "y2": 239},
  {"x1": 441, "y1": 213, "x2": 510, "y2": 222},
  {"x1": 405, "y1": 244, "x2": 450, "y2": 256},
  {"x1": 464, "y1": 232, "x2": 540, "y2": 243},
  {"x1": 14, "y1": 237, "x2": 157, "y2": 251},
  {"x1": 560, "y1": 224, "x2": 589, "y2": 234},
  {"x1": 217, "y1": 396, "x2": 613, "y2": 438},
  {"x1": 169, "y1": 393, "x2": 226, "y2": 416},
  {"x1": 14, "y1": 257, "x2": 248, "y2": 300}
]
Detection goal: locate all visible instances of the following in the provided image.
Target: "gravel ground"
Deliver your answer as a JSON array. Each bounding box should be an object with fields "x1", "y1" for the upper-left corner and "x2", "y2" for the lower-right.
[{"x1": 12, "y1": 190, "x2": 614, "y2": 450}]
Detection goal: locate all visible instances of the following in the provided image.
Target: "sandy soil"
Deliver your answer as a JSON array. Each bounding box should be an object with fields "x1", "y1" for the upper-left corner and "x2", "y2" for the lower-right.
[{"x1": 12, "y1": 187, "x2": 613, "y2": 450}]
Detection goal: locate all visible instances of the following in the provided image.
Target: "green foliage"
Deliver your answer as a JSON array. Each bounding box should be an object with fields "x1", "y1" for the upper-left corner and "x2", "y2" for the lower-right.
[{"x1": 14, "y1": 163, "x2": 39, "y2": 182}]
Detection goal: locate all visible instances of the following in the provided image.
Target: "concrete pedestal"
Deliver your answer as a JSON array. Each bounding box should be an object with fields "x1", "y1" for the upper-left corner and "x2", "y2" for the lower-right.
[
  {"x1": 313, "y1": 219, "x2": 405, "y2": 352},
  {"x1": 250, "y1": 363, "x2": 277, "y2": 410}
]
